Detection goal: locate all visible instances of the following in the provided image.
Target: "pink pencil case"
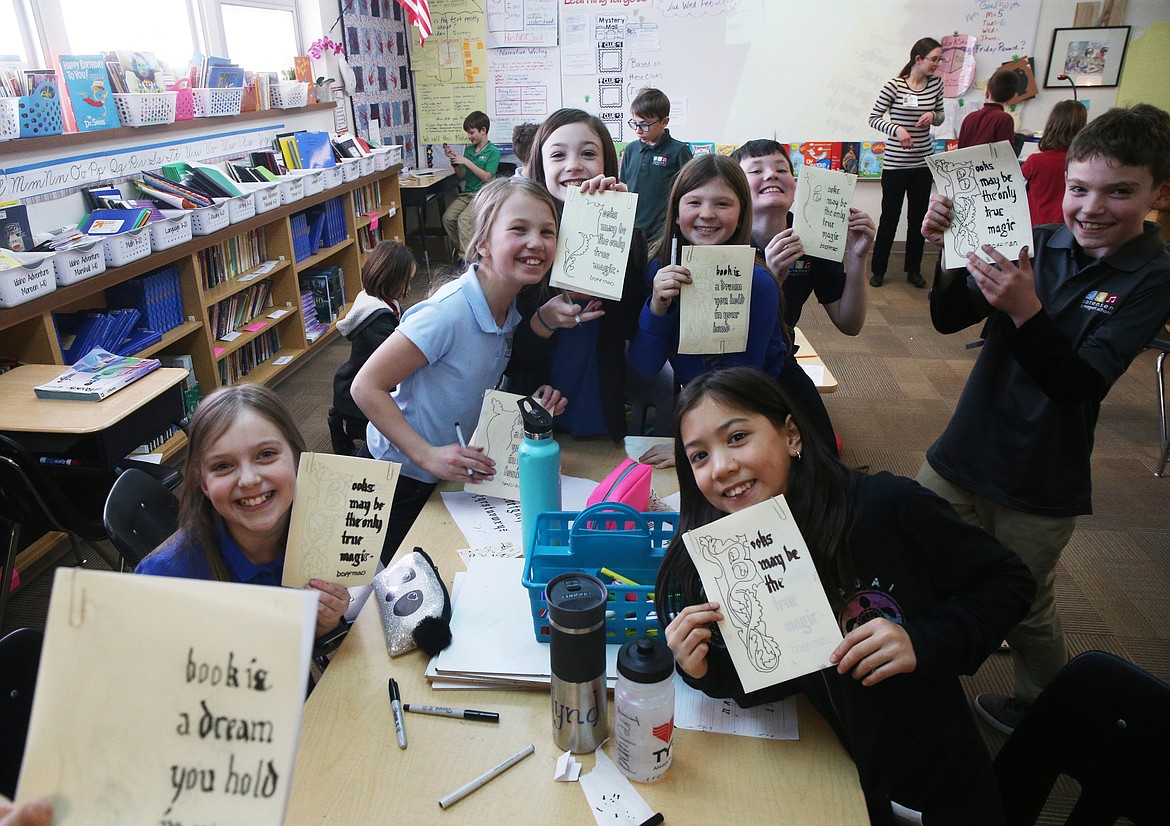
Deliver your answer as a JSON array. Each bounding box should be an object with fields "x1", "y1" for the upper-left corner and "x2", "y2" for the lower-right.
[{"x1": 587, "y1": 458, "x2": 652, "y2": 529}]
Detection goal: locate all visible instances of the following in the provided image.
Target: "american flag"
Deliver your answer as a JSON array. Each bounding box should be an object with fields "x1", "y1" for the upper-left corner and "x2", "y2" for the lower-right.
[{"x1": 396, "y1": 0, "x2": 432, "y2": 43}]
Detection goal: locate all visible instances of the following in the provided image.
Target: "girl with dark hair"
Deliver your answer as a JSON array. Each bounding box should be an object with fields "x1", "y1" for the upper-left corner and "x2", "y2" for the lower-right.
[
  {"x1": 657, "y1": 367, "x2": 1034, "y2": 824},
  {"x1": 506, "y1": 107, "x2": 649, "y2": 441},
  {"x1": 136, "y1": 385, "x2": 350, "y2": 639},
  {"x1": 330, "y1": 240, "x2": 418, "y2": 454},
  {"x1": 867, "y1": 37, "x2": 945, "y2": 289},
  {"x1": 1021, "y1": 100, "x2": 1088, "y2": 225}
]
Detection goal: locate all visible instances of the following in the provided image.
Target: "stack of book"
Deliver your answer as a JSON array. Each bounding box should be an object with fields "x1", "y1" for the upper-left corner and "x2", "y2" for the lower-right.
[
  {"x1": 298, "y1": 266, "x2": 345, "y2": 325},
  {"x1": 34, "y1": 347, "x2": 161, "y2": 402},
  {"x1": 319, "y1": 197, "x2": 348, "y2": 247},
  {"x1": 301, "y1": 292, "x2": 327, "y2": 342},
  {"x1": 208, "y1": 281, "x2": 273, "y2": 338},
  {"x1": 54, "y1": 307, "x2": 161, "y2": 362},
  {"x1": 104, "y1": 266, "x2": 184, "y2": 335}
]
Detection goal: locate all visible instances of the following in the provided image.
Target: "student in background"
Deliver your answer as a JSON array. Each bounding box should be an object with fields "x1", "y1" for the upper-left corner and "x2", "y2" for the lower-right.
[
  {"x1": 867, "y1": 37, "x2": 945, "y2": 289},
  {"x1": 1021, "y1": 101, "x2": 1088, "y2": 225},
  {"x1": 958, "y1": 68, "x2": 1018, "y2": 149},
  {"x1": 918, "y1": 104, "x2": 1170, "y2": 735},
  {"x1": 506, "y1": 108, "x2": 648, "y2": 442},
  {"x1": 329, "y1": 241, "x2": 417, "y2": 455},
  {"x1": 136, "y1": 385, "x2": 350, "y2": 640},
  {"x1": 511, "y1": 122, "x2": 539, "y2": 178},
  {"x1": 619, "y1": 87, "x2": 693, "y2": 243},
  {"x1": 658, "y1": 368, "x2": 1033, "y2": 825},
  {"x1": 441, "y1": 111, "x2": 500, "y2": 260},
  {"x1": 628, "y1": 154, "x2": 786, "y2": 392},
  {"x1": 353, "y1": 177, "x2": 565, "y2": 565},
  {"x1": 731, "y1": 139, "x2": 876, "y2": 454}
]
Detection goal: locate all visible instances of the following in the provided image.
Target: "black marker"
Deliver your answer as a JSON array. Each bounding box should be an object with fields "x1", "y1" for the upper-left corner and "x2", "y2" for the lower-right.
[{"x1": 389, "y1": 678, "x2": 407, "y2": 749}]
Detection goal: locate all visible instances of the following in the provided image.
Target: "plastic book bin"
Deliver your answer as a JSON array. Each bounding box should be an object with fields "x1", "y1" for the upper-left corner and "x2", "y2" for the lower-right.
[
  {"x1": 148, "y1": 213, "x2": 193, "y2": 252},
  {"x1": 112, "y1": 92, "x2": 178, "y2": 128},
  {"x1": 522, "y1": 502, "x2": 678, "y2": 643},
  {"x1": 269, "y1": 81, "x2": 308, "y2": 110},
  {"x1": 187, "y1": 203, "x2": 230, "y2": 236},
  {"x1": 323, "y1": 166, "x2": 344, "y2": 189},
  {"x1": 339, "y1": 159, "x2": 361, "y2": 183},
  {"x1": 0, "y1": 252, "x2": 56, "y2": 307},
  {"x1": 167, "y1": 79, "x2": 195, "y2": 121},
  {"x1": 52, "y1": 241, "x2": 106, "y2": 286},
  {"x1": 358, "y1": 156, "x2": 376, "y2": 177},
  {"x1": 276, "y1": 176, "x2": 305, "y2": 205},
  {"x1": 0, "y1": 82, "x2": 64, "y2": 139},
  {"x1": 216, "y1": 194, "x2": 256, "y2": 224},
  {"x1": 193, "y1": 87, "x2": 243, "y2": 118},
  {"x1": 101, "y1": 228, "x2": 152, "y2": 267},
  {"x1": 236, "y1": 182, "x2": 282, "y2": 214}
]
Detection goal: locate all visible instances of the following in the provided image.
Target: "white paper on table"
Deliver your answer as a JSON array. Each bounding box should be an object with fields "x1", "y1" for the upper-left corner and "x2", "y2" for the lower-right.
[
  {"x1": 800, "y1": 363, "x2": 825, "y2": 385},
  {"x1": 790, "y1": 165, "x2": 857, "y2": 264},
  {"x1": 17, "y1": 569, "x2": 316, "y2": 826},
  {"x1": 925, "y1": 140, "x2": 1032, "y2": 268},
  {"x1": 441, "y1": 474, "x2": 596, "y2": 549},
  {"x1": 429, "y1": 558, "x2": 620, "y2": 686},
  {"x1": 554, "y1": 750, "x2": 582, "y2": 781},
  {"x1": 549, "y1": 187, "x2": 638, "y2": 301},
  {"x1": 673, "y1": 674, "x2": 798, "y2": 740},
  {"x1": 681, "y1": 495, "x2": 843, "y2": 694},
  {"x1": 579, "y1": 748, "x2": 655, "y2": 826},
  {"x1": 678, "y1": 245, "x2": 755, "y2": 355},
  {"x1": 456, "y1": 541, "x2": 521, "y2": 564},
  {"x1": 623, "y1": 435, "x2": 673, "y2": 463},
  {"x1": 463, "y1": 389, "x2": 525, "y2": 500}
]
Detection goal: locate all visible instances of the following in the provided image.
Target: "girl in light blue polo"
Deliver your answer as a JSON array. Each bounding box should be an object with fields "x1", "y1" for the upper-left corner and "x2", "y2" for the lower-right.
[{"x1": 352, "y1": 177, "x2": 564, "y2": 565}]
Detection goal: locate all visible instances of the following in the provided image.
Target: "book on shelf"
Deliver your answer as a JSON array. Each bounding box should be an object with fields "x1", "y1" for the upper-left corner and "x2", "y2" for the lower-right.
[
  {"x1": 34, "y1": 347, "x2": 162, "y2": 402},
  {"x1": 55, "y1": 54, "x2": 120, "y2": 132},
  {"x1": 292, "y1": 56, "x2": 316, "y2": 104},
  {"x1": 298, "y1": 265, "x2": 345, "y2": 325},
  {"x1": 206, "y1": 65, "x2": 245, "y2": 89},
  {"x1": 112, "y1": 50, "x2": 168, "y2": 93},
  {"x1": 0, "y1": 201, "x2": 34, "y2": 253},
  {"x1": 79, "y1": 208, "x2": 151, "y2": 235},
  {"x1": 294, "y1": 131, "x2": 336, "y2": 169}
]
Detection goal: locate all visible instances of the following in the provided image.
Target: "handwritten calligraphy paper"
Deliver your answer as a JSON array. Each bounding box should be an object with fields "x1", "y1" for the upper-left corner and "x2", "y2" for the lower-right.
[
  {"x1": 463, "y1": 389, "x2": 524, "y2": 500},
  {"x1": 681, "y1": 495, "x2": 842, "y2": 694},
  {"x1": 925, "y1": 140, "x2": 1032, "y2": 267},
  {"x1": 17, "y1": 568, "x2": 316, "y2": 825},
  {"x1": 282, "y1": 453, "x2": 401, "y2": 587},
  {"x1": 791, "y1": 165, "x2": 857, "y2": 263},
  {"x1": 678, "y1": 245, "x2": 755, "y2": 355},
  {"x1": 549, "y1": 186, "x2": 638, "y2": 301}
]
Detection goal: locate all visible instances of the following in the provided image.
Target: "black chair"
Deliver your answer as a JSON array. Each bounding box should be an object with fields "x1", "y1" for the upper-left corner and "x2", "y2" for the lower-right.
[
  {"x1": 994, "y1": 650, "x2": 1170, "y2": 825},
  {"x1": 496, "y1": 161, "x2": 518, "y2": 178},
  {"x1": 326, "y1": 407, "x2": 367, "y2": 457},
  {"x1": 0, "y1": 435, "x2": 116, "y2": 629},
  {"x1": 1148, "y1": 327, "x2": 1170, "y2": 477},
  {"x1": 102, "y1": 467, "x2": 181, "y2": 570},
  {"x1": 0, "y1": 628, "x2": 42, "y2": 799}
]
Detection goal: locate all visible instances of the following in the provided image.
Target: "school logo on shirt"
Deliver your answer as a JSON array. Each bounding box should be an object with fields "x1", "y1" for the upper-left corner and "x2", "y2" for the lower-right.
[
  {"x1": 1080, "y1": 290, "x2": 1119, "y2": 315},
  {"x1": 789, "y1": 260, "x2": 812, "y2": 277},
  {"x1": 652, "y1": 155, "x2": 669, "y2": 166},
  {"x1": 839, "y1": 589, "x2": 904, "y2": 634}
]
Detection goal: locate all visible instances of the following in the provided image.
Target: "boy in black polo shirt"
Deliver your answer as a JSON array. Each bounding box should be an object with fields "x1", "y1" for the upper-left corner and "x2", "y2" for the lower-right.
[
  {"x1": 619, "y1": 88, "x2": 692, "y2": 243},
  {"x1": 918, "y1": 103, "x2": 1170, "y2": 734}
]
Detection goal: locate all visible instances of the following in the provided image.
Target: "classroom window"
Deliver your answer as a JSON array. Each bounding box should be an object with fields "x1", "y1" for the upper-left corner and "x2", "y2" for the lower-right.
[
  {"x1": 220, "y1": 2, "x2": 299, "y2": 73},
  {"x1": 57, "y1": 0, "x2": 197, "y2": 72},
  {"x1": 0, "y1": 0, "x2": 36, "y2": 64}
]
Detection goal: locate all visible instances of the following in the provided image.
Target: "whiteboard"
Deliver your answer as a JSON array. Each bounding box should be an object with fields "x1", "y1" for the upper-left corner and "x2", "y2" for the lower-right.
[{"x1": 541, "y1": 0, "x2": 1040, "y2": 145}]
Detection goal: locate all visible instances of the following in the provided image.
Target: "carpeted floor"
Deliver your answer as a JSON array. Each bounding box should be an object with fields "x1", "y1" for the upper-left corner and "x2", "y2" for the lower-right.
[{"x1": 5, "y1": 247, "x2": 1167, "y2": 823}]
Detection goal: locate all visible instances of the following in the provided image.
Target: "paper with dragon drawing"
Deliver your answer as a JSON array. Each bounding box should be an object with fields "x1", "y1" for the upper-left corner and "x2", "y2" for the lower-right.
[
  {"x1": 282, "y1": 452, "x2": 400, "y2": 587},
  {"x1": 681, "y1": 495, "x2": 842, "y2": 694},
  {"x1": 549, "y1": 186, "x2": 638, "y2": 301},
  {"x1": 463, "y1": 388, "x2": 525, "y2": 500},
  {"x1": 790, "y1": 165, "x2": 857, "y2": 264},
  {"x1": 925, "y1": 140, "x2": 1032, "y2": 268},
  {"x1": 678, "y1": 244, "x2": 755, "y2": 355},
  {"x1": 17, "y1": 568, "x2": 316, "y2": 826}
]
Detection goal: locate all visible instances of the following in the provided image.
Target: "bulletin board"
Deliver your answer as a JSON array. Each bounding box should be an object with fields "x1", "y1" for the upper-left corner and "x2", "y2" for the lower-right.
[{"x1": 410, "y1": 0, "x2": 1042, "y2": 148}]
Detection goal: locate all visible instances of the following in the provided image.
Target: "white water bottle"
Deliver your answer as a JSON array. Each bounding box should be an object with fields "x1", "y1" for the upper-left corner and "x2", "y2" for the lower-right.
[{"x1": 614, "y1": 637, "x2": 675, "y2": 782}]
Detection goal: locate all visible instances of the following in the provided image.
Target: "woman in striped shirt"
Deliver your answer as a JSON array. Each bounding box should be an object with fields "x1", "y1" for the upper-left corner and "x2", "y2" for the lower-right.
[{"x1": 867, "y1": 37, "x2": 945, "y2": 289}]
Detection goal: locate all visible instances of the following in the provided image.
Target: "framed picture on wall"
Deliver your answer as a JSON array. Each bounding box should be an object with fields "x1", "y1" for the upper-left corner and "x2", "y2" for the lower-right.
[{"x1": 1044, "y1": 26, "x2": 1130, "y2": 88}]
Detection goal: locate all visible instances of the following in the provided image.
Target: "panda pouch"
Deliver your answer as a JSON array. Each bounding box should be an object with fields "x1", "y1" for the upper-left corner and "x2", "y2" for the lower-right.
[{"x1": 373, "y1": 547, "x2": 453, "y2": 656}]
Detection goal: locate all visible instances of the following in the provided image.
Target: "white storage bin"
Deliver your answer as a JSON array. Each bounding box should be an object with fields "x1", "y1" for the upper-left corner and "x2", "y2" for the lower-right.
[
  {"x1": 358, "y1": 156, "x2": 375, "y2": 177},
  {"x1": 52, "y1": 241, "x2": 106, "y2": 286},
  {"x1": 339, "y1": 159, "x2": 361, "y2": 183},
  {"x1": 112, "y1": 92, "x2": 178, "y2": 127},
  {"x1": 0, "y1": 252, "x2": 56, "y2": 307},
  {"x1": 298, "y1": 170, "x2": 325, "y2": 196},
  {"x1": 102, "y1": 228, "x2": 152, "y2": 266},
  {"x1": 189, "y1": 203, "x2": 231, "y2": 235},
  {"x1": 269, "y1": 81, "x2": 308, "y2": 109},
  {"x1": 238, "y1": 182, "x2": 282, "y2": 214},
  {"x1": 193, "y1": 87, "x2": 243, "y2": 118},
  {"x1": 148, "y1": 212, "x2": 193, "y2": 252},
  {"x1": 218, "y1": 194, "x2": 256, "y2": 223},
  {"x1": 370, "y1": 149, "x2": 392, "y2": 171},
  {"x1": 276, "y1": 176, "x2": 305, "y2": 204},
  {"x1": 323, "y1": 166, "x2": 344, "y2": 188}
]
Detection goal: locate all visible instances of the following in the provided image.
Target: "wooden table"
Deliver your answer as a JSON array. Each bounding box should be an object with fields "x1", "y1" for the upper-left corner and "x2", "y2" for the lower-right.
[
  {"x1": 284, "y1": 437, "x2": 867, "y2": 824},
  {"x1": 399, "y1": 168, "x2": 458, "y2": 257},
  {"x1": 0, "y1": 365, "x2": 187, "y2": 469},
  {"x1": 794, "y1": 327, "x2": 839, "y2": 394}
]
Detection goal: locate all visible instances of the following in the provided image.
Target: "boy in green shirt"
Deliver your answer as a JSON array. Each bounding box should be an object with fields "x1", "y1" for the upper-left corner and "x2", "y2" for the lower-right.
[{"x1": 442, "y1": 111, "x2": 500, "y2": 260}]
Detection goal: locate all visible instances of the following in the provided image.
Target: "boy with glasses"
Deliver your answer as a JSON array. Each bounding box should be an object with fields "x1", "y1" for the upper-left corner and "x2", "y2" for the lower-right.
[{"x1": 619, "y1": 88, "x2": 692, "y2": 241}]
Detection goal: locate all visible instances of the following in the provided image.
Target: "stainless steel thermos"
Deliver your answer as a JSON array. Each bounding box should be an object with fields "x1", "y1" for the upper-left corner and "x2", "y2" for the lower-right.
[{"x1": 547, "y1": 571, "x2": 608, "y2": 753}]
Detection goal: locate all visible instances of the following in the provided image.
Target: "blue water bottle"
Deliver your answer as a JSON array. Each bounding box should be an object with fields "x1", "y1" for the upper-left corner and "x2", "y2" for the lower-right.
[{"x1": 517, "y1": 396, "x2": 561, "y2": 553}]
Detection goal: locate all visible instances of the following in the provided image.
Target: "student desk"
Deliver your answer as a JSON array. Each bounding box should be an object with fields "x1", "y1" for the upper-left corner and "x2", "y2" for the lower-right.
[
  {"x1": 400, "y1": 168, "x2": 458, "y2": 260},
  {"x1": 0, "y1": 365, "x2": 187, "y2": 470},
  {"x1": 284, "y1": 437, "x2": 867, "y2": 824}
]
